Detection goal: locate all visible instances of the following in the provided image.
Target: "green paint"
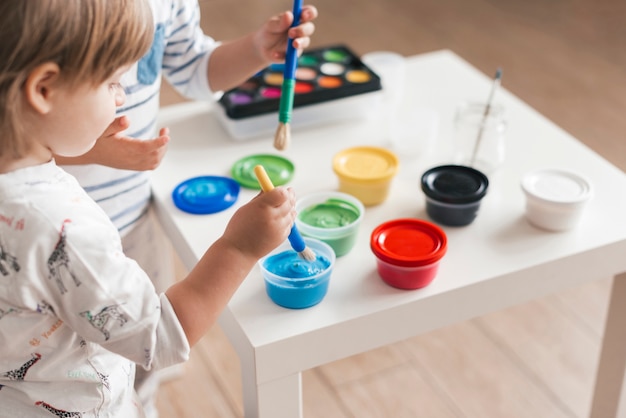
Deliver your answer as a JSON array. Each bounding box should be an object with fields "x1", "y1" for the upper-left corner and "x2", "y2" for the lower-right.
[
  {"x1": 298, "y1": 198, "x2": 361, "y2": 257},
  {"x1": 299, "y1": 199, "x2": 360, "y2": 227},
  {"x1": 298, "y1": 55, "x2": 318, "y2": 66},
  {"x1": 323, "y1": 49, "x2": 349, "y2": 62}
]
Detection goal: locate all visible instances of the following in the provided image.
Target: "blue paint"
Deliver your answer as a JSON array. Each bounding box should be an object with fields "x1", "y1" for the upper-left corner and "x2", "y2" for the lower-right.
[
  {"x1": 262, "y1": 250, "x2": 331, "y2": 309},
  {"x1": 265, "y1": 251, "x2": 330, "y2": 277}
]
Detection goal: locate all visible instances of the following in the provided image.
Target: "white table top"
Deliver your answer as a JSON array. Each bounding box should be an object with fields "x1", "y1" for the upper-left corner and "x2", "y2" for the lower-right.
[{"x1": 153, "y1": 49, "x2": 626, "y2": 385}]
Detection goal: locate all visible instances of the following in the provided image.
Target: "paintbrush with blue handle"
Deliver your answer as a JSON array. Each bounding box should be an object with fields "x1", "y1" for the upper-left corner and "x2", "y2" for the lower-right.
[{"x1": 273, "y1": 0, "x2": 303, "y2": 150}]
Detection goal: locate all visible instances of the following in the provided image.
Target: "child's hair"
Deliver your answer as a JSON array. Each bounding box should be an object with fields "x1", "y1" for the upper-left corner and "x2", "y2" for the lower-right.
[{"x1": 0, "y1": 0, "x2": 154, "y2": 159}]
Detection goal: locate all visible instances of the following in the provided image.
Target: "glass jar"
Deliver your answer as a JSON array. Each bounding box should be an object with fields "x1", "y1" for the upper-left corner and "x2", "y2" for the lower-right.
[{"x1": 453, "y1": 101, "x2": 507, "y2": 174}]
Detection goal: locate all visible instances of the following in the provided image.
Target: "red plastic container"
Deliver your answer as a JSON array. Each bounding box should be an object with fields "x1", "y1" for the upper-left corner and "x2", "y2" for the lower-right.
[{"x1": 370, "y1": 219, "x2": 447, "y2": 289}]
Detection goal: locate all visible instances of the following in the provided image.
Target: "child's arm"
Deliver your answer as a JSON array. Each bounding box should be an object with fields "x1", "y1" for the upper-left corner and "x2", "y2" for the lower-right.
[
  {"x1": 55, "y1": 116, "x2": 170, "y2": 171},
  {"x1": 206, "y1": 5, "x2": 318, "y2": 93},
  {"x1": 165, "y1": 186, "x2": 296, "y2": 347}
]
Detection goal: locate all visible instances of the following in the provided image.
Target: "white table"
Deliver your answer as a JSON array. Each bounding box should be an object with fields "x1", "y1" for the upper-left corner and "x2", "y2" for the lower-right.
[{"x1": 152, "y1": 50, "x2": 626, "y2": 417}]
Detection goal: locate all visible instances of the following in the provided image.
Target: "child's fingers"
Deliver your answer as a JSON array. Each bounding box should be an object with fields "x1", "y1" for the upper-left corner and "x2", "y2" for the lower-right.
[
  {"x1": 290, "y1": 21, "x2": 316, "y2": 38},
  {"x1": 292, "y1": 36, "x2": 311, "y2": 51},
  {"x1": 142, "y1": 135, "x2": 170, "y2": 152},
  {"x1": 300, "y1": 5, "x2": 318, "y2": 23},
  {"x1": 260, "y1": 187, "x2": 293, "y2": 209},
  {"x1": 267, "y1": 11, "x2": 292, "y2": 34},
  {"x1": 102, "y1": 115, "x2": 130, "y2": 138}
]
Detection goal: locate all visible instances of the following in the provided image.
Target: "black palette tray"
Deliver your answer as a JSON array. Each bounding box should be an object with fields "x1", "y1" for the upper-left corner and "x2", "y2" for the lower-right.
[{"x1": 218, "y1": 44, "x2": 382, "y2": 120}]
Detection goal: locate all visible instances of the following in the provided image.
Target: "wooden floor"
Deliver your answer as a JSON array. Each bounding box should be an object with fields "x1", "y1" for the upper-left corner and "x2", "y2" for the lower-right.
[{"x1": 156, "y1": 0, "x2": 626, "y2": 416}]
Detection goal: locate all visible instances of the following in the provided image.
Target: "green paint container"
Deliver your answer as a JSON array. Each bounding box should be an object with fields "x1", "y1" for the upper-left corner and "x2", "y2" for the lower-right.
[{"x1": 296, "y1": 191, "x2": 365, "y2": 257}]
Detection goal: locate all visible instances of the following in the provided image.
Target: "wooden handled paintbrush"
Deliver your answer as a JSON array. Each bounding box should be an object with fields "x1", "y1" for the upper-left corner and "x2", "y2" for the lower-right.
[
  {"x1": 253, "y1": 165, "x2": 316, "y2": 262},
  {"x1": 273, "y1": 0, "x2": 303, "y2": 150}
]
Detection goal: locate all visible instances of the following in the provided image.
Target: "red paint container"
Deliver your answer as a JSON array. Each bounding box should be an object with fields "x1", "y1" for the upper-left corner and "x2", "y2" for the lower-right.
[{"x1": 370, "y1": 219, "x2": 447, "y2": 289}]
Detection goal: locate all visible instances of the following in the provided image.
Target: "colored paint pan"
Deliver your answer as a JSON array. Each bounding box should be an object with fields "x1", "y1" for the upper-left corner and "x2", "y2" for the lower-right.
[{"x1": 218, "y1": 44, "x2": 382, "y2": 119}]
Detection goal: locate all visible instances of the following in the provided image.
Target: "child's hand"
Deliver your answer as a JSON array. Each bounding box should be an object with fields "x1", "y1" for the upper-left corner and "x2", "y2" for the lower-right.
[
  {"x1": 222, "y1": 187, "x2": 296, "y2": 260},
  {"x1": 254, "y1": 4, "x2": 318, "y2": 63},
  {"x1": 55, "y1": 116, "x2": 170, "y2": 171},
  {"x1": 89, "y1": 116, "x2": 170, "y2": 170}
]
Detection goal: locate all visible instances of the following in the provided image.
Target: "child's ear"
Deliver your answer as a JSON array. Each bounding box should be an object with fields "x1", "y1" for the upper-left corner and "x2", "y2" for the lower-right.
[{"x1": 24, "y1": 62, "x2": 61, "y2": 115}]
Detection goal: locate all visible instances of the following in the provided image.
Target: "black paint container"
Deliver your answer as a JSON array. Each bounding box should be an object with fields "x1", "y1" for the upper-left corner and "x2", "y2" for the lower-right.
[{"x1": 420, "y1": 165, "x2": 489, "y2": 226}]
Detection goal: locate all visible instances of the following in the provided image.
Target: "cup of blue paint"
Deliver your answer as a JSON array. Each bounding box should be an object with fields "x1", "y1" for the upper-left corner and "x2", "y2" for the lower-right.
[{"x1": 258, "y1": 238, "x2": 336, "y2": 309}]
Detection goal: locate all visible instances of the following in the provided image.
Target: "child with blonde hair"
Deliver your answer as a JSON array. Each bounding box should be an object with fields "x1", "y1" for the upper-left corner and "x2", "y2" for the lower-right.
[
  {"x1": 55, "y1": 2, "x2": 317, "y2": 414},
  {"x1": 0, "y1": 0, "x2": 295, "y2": 416}
]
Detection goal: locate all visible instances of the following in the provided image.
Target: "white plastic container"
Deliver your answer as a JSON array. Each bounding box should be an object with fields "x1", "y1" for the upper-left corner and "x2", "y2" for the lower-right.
[
  {"x1": 521, "y1": 168, "x2": 593, "y2": 231},
  {"x1": 215, "y1": 91, "x2": 382, "y2": 140}
]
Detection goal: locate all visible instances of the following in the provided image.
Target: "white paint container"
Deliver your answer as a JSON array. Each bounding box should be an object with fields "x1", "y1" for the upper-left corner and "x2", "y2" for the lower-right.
[{"x1": 521, "y1": 168, "x2": 593, "y2": 231}]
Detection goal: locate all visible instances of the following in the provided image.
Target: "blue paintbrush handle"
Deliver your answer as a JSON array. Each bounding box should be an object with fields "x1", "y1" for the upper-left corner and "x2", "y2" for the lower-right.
[
  {"x1": 283, "y1": 0, "x2": 303, "y2": 81},
  {"x1": 288, "y1": 225, "x2": 306, "y2": 253},
  {"x1": 254, "y1": 164, "x2": 307, "y2": 253}
]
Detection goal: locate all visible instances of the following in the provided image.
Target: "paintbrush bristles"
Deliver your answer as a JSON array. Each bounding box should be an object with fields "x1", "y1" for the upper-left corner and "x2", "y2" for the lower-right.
[
  {"x1": 273, "y1": 122, "x2": 290, "y2": 150},
  {"x1": 298, "y1": 246, "x2": 317, "y2": 262}
]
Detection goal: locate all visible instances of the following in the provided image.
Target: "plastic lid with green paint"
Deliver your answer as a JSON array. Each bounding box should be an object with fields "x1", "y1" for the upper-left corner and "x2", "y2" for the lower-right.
[
  {"x1": 332, "y1": 146, "x2": 399, "y2": 183},
  {"x1": 231, "y1": 154, "x2": 295, "y2": 189},
  {"x1": 370, "y1": 219, "x2": 447, "y2": 267}
]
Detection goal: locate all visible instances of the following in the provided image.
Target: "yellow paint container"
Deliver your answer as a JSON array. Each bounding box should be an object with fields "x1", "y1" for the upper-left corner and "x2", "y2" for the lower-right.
[{"x1": 332, "y1": 146, "x2": 399, "y2": 206}]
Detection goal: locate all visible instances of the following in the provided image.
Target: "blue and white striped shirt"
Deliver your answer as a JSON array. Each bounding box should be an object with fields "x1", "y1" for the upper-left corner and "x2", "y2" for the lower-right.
[{"x1": 63, "y1": 0, "x2": 218, "y2": 235}]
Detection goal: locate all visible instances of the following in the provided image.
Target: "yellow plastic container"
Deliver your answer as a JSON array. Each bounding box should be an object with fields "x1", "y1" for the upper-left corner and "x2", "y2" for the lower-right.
[{"x1": 332, "y1": 146, "x2": 399, "y2": 206}]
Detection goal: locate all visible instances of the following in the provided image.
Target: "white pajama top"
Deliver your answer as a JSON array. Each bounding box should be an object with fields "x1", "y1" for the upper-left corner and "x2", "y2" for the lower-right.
[{"x1": 0, "y1": 161, "x2": 190, "y2": 417}]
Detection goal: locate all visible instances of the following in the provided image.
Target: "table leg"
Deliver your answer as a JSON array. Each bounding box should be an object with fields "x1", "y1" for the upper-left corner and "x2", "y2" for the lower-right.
[
  {"x1": 590, "y1": 272, "x2": 626, "y2": 418},
  {"x1": 242, "y1": 366, "x2": 303, "y2": 418}
]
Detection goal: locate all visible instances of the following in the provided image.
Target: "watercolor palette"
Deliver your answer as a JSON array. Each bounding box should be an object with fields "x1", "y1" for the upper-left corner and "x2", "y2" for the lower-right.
[{"x1": 216, "y1": 44, "x2": 383, "y2": 140}]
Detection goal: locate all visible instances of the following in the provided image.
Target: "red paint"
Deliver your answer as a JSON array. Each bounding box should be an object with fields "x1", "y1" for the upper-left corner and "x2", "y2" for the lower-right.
[
  {"x1": 370, "y1": 219, "x2": 447, "y2": 290},
  {"x1": 294, "y1": 82, "x2": 315, "y2": 94}
]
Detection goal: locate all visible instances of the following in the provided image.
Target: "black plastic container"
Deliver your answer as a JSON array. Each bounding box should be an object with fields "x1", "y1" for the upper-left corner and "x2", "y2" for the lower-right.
[
  {"x1": 218, "y1": 44, "x2": 382, "y2": 119},
  {"x1": 420, "y1": 165, "x2": 489, "y2": 226}
]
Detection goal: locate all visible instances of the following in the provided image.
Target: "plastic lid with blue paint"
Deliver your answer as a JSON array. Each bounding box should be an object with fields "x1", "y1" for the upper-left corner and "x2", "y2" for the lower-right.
[{"x1": 172, "y1": 176, "x2": 240, "y2": 214}]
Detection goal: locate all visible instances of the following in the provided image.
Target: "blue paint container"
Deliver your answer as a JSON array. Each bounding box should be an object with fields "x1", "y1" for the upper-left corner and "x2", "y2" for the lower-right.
[{"x1": 259, "y1": 238, "x2": 335, "y2": 309}]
